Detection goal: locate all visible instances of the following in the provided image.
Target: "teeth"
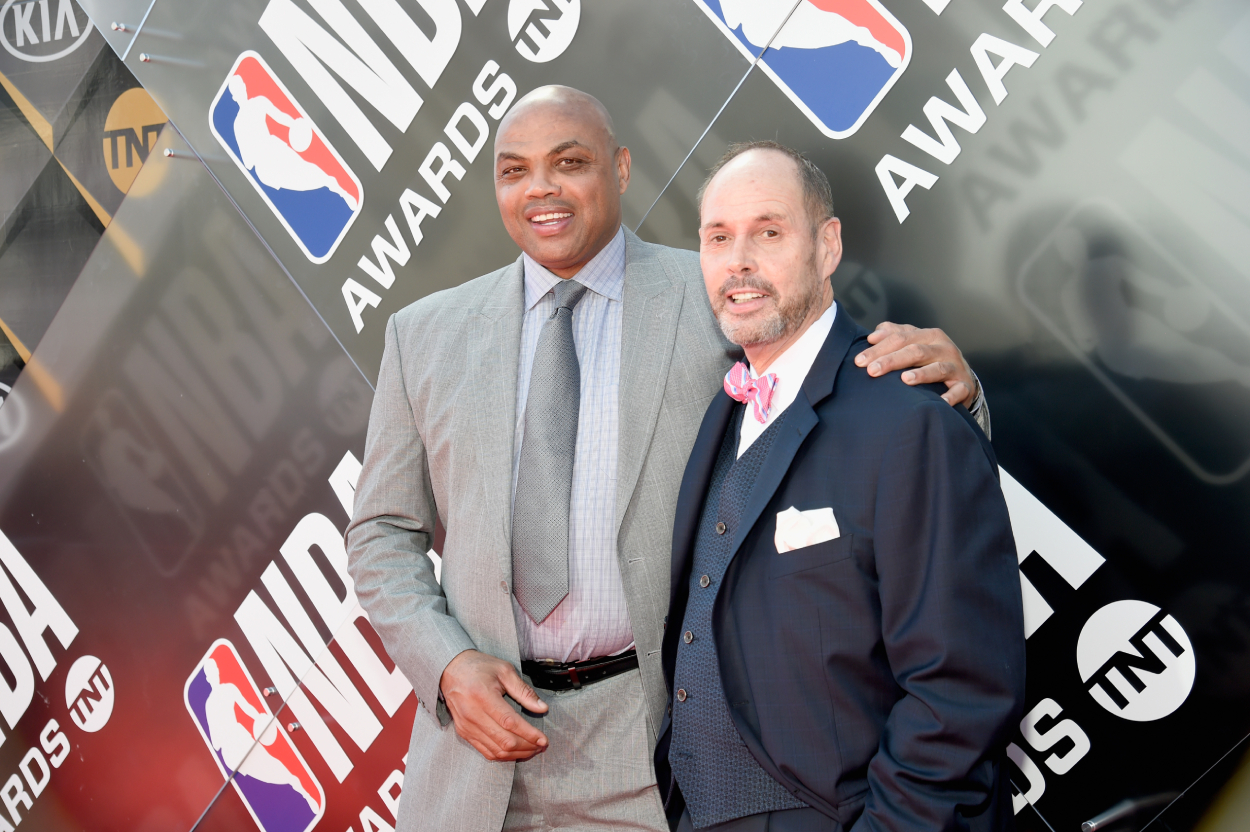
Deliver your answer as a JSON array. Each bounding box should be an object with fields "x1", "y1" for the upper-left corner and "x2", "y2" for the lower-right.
[
  {"x1": 531, "y1": 212, "x2": 573, "y2": 223},
  {"x1": 730, "y1": 292, "x2": 764, "y2": 303}
]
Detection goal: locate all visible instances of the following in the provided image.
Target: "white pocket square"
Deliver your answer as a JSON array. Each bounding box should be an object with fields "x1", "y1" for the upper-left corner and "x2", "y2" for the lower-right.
[{"x1": 775, "y1": 506, "x2": 841, "y2": 553}]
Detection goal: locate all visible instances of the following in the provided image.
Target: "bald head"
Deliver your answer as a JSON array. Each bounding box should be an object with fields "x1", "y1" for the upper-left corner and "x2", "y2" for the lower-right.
[
  {"x1": 699, "y1": 140, "x2": 834, "y2": 235},
  {"x1": 498, "y1": 85, "x2": 617, "y2": 153},
  {"x1": 493, "y1": 86, "x2": 631, "y2": 278}
]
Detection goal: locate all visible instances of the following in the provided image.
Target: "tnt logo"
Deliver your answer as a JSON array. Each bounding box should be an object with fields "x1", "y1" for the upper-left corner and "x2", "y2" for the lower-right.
[
  {"x1": 185, "y1": 640, "x2": 325, "y2": 832},
  {"x1": 65, "y1": 655, "x2": 114, "y2": 732},
  {"x1": 209, "y1": 51, "x2": 363, "y2": 264},
  {"x1": 102, "y1": 88, "x2": 167, "y2": 194},
  {"x1": 1077, "y1": 600, "x2": 1195, "y2": 722},
  {"x1": 508, "y1": 0, "x2": 580, "y2": 63},
  {"x1": 694, "y1": 0, "x2": 911, "y2": 138}
]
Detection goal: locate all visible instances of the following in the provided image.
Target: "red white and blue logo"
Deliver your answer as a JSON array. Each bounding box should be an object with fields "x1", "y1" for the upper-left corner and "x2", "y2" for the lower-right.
[
  {"x1": 209, "y1": 51, "x2": 363, "y2": 264},
  {"x1": 184, "y1": 640, "x2": 325, "y2": 832},
  {"x1": 694, "y1": 0, "x2": 911, "y2": 138}
]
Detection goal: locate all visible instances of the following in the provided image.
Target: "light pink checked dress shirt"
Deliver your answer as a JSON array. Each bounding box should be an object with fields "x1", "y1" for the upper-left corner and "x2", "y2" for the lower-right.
[{"x1": 511, "y1": 227, "x2": 632, "y2": 662}]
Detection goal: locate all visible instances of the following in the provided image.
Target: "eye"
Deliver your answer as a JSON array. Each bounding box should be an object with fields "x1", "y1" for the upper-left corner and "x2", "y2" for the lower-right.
[
  {"x1": 762, "y1": 229, "x2": 779, "y2": 237},
  {"x1": 498, "y1": 166, "x2": 524, "y2": 178}
]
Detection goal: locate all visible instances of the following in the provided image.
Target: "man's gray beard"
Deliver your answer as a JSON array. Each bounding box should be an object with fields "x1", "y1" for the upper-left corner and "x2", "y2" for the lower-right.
[{"x1": 714, "y1": 270, "x2": 825, "y2": 348}]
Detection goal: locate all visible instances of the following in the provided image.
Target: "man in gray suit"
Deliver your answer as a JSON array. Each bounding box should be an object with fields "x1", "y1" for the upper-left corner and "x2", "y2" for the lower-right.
[{"x1": 346, "y1": 86, "x2": 989, "y2": 832}]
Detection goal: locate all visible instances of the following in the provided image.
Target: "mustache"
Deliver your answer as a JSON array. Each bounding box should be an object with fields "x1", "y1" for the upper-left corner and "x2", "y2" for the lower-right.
[
  {"x1": 716, "y1": 275, "x2": 777, "y2": 299},
  {"x1": 526, "y1": 200, "x2": 576, "y2": 215}
]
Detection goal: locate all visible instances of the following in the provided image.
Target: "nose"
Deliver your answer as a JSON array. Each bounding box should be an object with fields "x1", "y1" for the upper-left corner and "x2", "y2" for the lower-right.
[
  {"x1": 726, "y1": 234, "x2": 756, "y2": 276},
  {"x1": 525, "y1": 164, "x2": 560, "y2": 200}
]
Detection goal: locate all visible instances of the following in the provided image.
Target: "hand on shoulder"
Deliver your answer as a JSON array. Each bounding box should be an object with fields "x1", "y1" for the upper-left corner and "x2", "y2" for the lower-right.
[{"x1": 855, "y1": 322, "x2": 980, "y2": 408}]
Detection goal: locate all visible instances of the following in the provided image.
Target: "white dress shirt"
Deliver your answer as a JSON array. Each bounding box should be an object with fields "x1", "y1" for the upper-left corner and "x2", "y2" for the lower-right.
[
  {"x1": 737, "y1": 304, "x2": 836, "y2": 458},
  {"x1": 512, "y1": 227, "x2": 634, "y2": 662}
]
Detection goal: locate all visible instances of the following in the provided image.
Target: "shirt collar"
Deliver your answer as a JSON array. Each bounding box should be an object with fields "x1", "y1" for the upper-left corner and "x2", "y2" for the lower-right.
[
  {"x1": 522, "y1": 226, "x2": 626, "y2": 310},
  {"x1": 749, "y1": 302, "x2": 837, "y2": 384}
]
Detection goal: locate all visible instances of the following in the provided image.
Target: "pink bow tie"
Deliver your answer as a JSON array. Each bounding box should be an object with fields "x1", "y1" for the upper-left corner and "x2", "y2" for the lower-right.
[{"x1": 724, "y1": 361, "x2": 778, "y2": 424}]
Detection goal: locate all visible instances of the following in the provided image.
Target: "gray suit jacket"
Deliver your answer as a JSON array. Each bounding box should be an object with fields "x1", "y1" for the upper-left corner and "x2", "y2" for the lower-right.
[{"x1": 346, "y1": 229, "x2": 738, "y2": 832}]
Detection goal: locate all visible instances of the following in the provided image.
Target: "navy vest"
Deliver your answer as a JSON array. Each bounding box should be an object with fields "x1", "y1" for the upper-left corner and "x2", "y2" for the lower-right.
[{"x1": 669, "y1": 405, "x2": 808, "y2": 828}]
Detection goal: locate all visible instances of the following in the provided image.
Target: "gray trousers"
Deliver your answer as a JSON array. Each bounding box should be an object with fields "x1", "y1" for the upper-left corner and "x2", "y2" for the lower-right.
[{"x1": 504, "y1": 668, "x2": 667, "y2": 832}]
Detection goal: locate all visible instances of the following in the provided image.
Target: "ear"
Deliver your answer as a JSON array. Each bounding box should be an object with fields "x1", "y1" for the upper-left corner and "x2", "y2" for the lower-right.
[
  {"x1": 616, "y1": 146, "x2": 632, "y2": 195},
  {"x1": 818, "y1": 216, "x2": 843, "y2": 277}
]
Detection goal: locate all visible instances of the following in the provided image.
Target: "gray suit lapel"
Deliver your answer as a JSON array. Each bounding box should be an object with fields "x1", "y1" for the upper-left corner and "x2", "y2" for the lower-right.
[
  {"x1": 616, "y1": 230, "x2": 685, "y2": 531},
  {"x1": 468, "y1": 256, "x2": 525, "y2": 581}
]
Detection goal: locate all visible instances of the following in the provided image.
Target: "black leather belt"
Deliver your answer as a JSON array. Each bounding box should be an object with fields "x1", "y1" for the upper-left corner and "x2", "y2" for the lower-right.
[{"x1": 521, "y1": 649, "x2": 638, "y2": 692}]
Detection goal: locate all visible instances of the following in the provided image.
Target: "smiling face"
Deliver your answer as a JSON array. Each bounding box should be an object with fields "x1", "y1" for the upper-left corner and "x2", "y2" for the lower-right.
[
  {"x1": 699, "y1": 148, "x2": 841, "y2": 369},
  {"x1": 494, "y1": 87, "x2": 631, "y2": 278}
]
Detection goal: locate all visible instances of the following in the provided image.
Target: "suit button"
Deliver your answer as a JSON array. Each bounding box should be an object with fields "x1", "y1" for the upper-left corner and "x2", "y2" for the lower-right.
[
  {"x1": 715, "y1": 521, "x2": 727, "y2": 535},
  {"x1": 676, "y1": 689, "x2": 687, "y2": 702},
  {"x1": 699, "y1": 575, "x2": 710, "y2": 588},
  {"x1": 500, "y1": 581, "x2": 508, "y2": 593},
  {"x1": 683, "y1": 631, "x2": 693, "y2": 644}
]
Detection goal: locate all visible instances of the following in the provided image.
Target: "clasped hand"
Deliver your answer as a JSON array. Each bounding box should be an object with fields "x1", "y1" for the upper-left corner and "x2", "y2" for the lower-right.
[{"x1": 439, "y1": 649, "x2": 550, "y2": 762}]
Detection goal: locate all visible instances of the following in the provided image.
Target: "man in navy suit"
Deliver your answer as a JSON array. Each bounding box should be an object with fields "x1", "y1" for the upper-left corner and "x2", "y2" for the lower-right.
[{"x1": 655, "y1": 141, "x2": 1027, "y2": 832}]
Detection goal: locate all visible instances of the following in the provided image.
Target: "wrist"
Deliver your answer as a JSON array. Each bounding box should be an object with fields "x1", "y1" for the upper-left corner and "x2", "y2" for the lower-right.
[
  {"x1": 439, "y1": 648, "x2": 476, "y2": 699},
  {"x1": 967, "y1": 370, "x2": 984, "y2": 412}
]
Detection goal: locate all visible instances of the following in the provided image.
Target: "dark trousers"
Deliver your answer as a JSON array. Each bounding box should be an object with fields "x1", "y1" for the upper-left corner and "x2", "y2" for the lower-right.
[{"x1": 674, "y1": 806, "x2": 838, "y2": 832}]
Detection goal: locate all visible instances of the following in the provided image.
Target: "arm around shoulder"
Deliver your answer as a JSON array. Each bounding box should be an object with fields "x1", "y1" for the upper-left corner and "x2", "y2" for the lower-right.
[{"x1": 346, "y1": 313, "x2": 475, "y2": 722}]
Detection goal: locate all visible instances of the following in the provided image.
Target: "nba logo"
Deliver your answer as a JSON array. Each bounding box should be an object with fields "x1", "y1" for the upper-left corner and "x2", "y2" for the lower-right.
[
  {"x1": 184, "y1": 640, "x2": 325, "y2": 832},
  {"x1": 209, "y1": 51, "x2": 363, "y2": 263},
  {"x1": 694, "y1": 0, "x2": 912, "y2": 138}
]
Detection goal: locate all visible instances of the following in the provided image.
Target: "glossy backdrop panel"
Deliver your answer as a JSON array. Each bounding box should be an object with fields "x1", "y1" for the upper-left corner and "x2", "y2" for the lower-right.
[{"x1": 6, "y1": 1, "x2": 1248, "y2": 831}]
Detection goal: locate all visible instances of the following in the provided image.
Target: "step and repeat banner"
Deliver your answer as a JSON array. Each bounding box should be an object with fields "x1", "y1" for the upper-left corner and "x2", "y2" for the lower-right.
[{"x1": 0, "y1": 0, "x2": 1246, "y2": 830}]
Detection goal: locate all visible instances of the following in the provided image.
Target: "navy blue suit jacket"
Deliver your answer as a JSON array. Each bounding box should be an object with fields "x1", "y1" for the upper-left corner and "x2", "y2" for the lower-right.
[{"x1": 656, "y1": 303, "x2": 1027, "y2": 831}]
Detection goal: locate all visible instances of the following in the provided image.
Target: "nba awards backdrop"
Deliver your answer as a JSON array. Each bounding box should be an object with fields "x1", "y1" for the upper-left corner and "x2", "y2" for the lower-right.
[{"x1": 0, "y1": 0, "x2": 1246, "y2": 829}]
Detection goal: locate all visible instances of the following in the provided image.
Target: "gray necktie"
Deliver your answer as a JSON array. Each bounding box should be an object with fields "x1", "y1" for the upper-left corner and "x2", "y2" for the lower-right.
[{"x1": 512, "y1": 278, "x2": 589, "y2": 624}]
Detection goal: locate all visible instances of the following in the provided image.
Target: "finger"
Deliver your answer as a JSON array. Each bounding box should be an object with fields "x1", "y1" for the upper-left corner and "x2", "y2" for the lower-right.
[
  {"x1": 477, "y1": 743, "x2": 543, "y2": 762},
  {"x1": 458, "y1": 682, "x2": 547, "y2": 747},
  {"x1": 868, "y1": 321, "x2": 908, "y2": 342},
  {"x1": 483, "y1": 718, "x2": 542, "y2": 755},
  {"x1": 500, "y1": 667, "x2": 549, "y2": 715},
  {"x1": 445, "y1": 691, "x2": 530, "y2": 759},
  {"x1": 860, "y1": 318, "x2": 910, "y2": 352},
  {"x1": 941, "y1": 380, "x2": 974, "y2": 407},
  {"x1": 456, "y1": 706, "x2": 544, "y2": 760},
  {"x1": 451, "y1": 711, "x2": 510, "y2": 760},
  {"x1": 489, "y1": 698, "x2": 549, "y2": 748},
  {"x1": 856, "y1": 333, "x2": 911, "y2": 368},
  {"x1": 458, "y1": 725, "x2": 504, "y2": 760},
  {"x1": 463, "y1": 730, "x2": 540, "y2": 762},
  {"x1": 479, "y1": 746, "x2": 543, "y2": 762},
  {"x1": 867, "y1": 343, "x2": 936, "y2": 376},
  {"x1": 893, "y1": 328, "x2": 968, "y2": 376},
  {"x1": 899, "y1": 361, "x2": 956, "y2": 386}
]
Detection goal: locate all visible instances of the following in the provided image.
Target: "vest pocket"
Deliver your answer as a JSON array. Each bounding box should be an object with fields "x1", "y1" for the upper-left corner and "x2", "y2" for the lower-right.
[{"x1": 767, "y1": 534, "x2": 855, "y2": 578}]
